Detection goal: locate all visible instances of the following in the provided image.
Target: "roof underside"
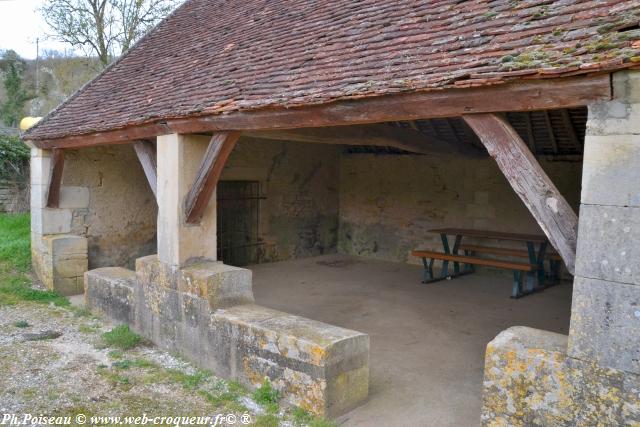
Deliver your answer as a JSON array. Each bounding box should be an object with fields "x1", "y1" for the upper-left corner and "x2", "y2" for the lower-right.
[{"x1": 25, "y1": 0, "x2": 640, "y2": 142}]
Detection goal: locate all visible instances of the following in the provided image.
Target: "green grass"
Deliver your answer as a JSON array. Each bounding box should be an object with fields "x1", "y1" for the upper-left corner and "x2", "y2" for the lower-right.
[
  {"x1": 290, "y1": 407, "x2": 337, "y2": 427},
  {"x1": 0, "y1": 214, "x2": 69, "y2": 307},
  {"x1": 13, "y1": 320, "x2": 30, "y2": 328},
  {"x1": 101, "y1": 325, "x2": 142, "y2": 350},
  {"x1": 253, "y1": 378, "x2": 280, "y2": 414}
]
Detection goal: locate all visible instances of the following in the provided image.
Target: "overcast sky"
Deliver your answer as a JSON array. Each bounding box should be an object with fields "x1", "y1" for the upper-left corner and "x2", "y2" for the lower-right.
[{"x1": 0, "y1": 0, "x2": 76, "y2": 59}]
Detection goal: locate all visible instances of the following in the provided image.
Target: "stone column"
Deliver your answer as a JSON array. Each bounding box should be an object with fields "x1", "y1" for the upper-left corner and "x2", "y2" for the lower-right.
[
  {"x1": 568, "y1": 70, "x2": 640, "y2": 374},
  {"x1": 29, "y1": 146, "x2": 88, "y2": 295},
  {"x1": 156, "y1": 133, "x2": 217, "y2": 266}
]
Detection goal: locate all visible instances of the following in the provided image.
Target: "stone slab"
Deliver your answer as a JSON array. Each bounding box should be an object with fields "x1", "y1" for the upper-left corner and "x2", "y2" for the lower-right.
[
  {"x1": 575, "y1": 204, "x2": 640, "y2": 285},
  {"x1": 48, "y1": 234, "x2": 88, "y2": 257},
  {"x1": 31, "y1": 208, "x2": 73, "y2": 235},
  {"x1": 581, "y1": 135, "x2": 640, "y2": 207},
  {"x1": 59, "y1": 186, "x2": 90, "y2": 209},
  {"x1": 85, "y1": 268, "x2": 137, "y2": 324},
  {"x1": 587, "y1": 103, "x2": 640, "y2": 136},
  {"x1": 613, "y1": 70, "x2": 640, "y2": 104},
  {"x1": 568, "y1": 276, "x2": 640, "y2": 374},
  {"x1": 482, "y1": 326, "x2": 640, "y2": 426}
]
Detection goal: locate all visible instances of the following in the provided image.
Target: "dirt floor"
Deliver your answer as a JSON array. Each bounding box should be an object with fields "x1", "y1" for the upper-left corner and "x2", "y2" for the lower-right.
[{"x1": 251, "y1": 254, "x2": 573, "y2": 427}]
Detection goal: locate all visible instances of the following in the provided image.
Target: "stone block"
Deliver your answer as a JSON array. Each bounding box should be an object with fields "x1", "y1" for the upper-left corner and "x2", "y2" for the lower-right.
[
  {"x1": 575, "y1": 204, "x2": 640, "y2": 285},
  {"x1": 85, "y1": 267, "x2": 137, "y2": 324},
  {"x1": 53, "y1": 276, "x2": 83, "y2": 296},
  {"x1": 581, "y1": 135, "x2": 640, "y2": 207},
  {"x1": 482, "y1": 326, "x2": 640, "y2": 426},
  {"x1": 53, "y1": 257, "x2": 88, "y2": 279},
  {"x1": 48, "y1": 234, "x2": 88, "y2": 257},
  {"x1": 59, "y1": 186, "x2": 90, "y2": 208},
  {"x1": 215, "y1": 304, "x2": 369, "y2": 417},
  {"x1": 32, "y1": 208, "x2": 73, "y2": 235},
  {"x1": 613, "y1": 70, "x2": 640, "y2": 104},
  {"x1": 587, "y1": 103, "x2": 640, "y2": 136},
  {"x1": 568, "y1": 276, "x2": 640, "y2": 374},
  {"x1": 30, "y1": 184, "x2": 47, "y2": 209},
  {"x1": 30, "y1": 151, "x2": 51, "y2": 185},
  {"x1": 136, "y1": 255, "x2": 254, "y2": 309}
]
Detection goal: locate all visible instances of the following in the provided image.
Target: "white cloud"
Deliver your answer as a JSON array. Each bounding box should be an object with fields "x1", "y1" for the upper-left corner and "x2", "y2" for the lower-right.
[{"x1": 0, "y1": 0, "x2": 78, "y2": 59}]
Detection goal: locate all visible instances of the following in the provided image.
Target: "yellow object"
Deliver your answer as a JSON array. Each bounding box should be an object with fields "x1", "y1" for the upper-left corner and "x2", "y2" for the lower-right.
[{"x1": 19, "y1": 117, "x2": 42, "y2": 131}]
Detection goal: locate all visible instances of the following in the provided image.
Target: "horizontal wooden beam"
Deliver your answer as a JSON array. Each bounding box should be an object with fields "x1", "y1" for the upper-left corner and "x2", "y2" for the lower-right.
[
  {"x1": 245, "y1": 124, "x2": 483, "y2": 156},
  {"x1": 184, "y1": 131, "x2": 241, "y2": 224},
  {"x1": 463, "y1": 113, "x2": 578, "y2": 274},
  {"x1": 46, "y1": 148, "x2": 64, "y2": 208},
  {"x1": 133, "y1": 140, "x2": 158, "y2": 199},
  {"x1": 31, "y1": 74, "x2": 611, "y2": 149}
]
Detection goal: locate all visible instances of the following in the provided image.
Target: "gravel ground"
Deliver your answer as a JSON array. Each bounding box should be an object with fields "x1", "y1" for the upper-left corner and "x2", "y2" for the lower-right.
[{"x1": 0, "y1": 300, "x2": 272, "y2": 426}]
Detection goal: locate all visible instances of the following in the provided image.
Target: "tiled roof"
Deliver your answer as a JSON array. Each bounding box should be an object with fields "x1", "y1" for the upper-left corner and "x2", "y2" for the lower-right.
[{"x1": 25, "y1": 0, "x2": 640, "y2": 141}]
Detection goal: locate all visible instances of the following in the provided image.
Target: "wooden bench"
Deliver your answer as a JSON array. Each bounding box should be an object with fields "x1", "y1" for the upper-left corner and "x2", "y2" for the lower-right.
[
  {"x1": 411, "y1": 250, "x2": 538, "y2": 298},
  {"x1": 458, "y1": 244, "x2": 562, "y2": 284}
]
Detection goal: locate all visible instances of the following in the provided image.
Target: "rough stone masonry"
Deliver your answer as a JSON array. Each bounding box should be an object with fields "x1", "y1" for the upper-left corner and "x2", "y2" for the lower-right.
[{"x1": 481, "y1": 70, "x2": 640, "y2": 426}]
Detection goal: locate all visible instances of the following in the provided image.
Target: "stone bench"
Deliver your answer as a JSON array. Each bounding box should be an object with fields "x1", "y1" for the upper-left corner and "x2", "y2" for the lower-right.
[{"x1": 85, "y1": 257, "x2": 369, "y2": 417}]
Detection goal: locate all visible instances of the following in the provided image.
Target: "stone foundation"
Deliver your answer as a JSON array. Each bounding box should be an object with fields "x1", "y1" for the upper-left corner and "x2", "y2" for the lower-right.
[
  {"x1": 32, "y1": 233, "x2": 88, "y2": 296},
  {"x1": 84, "y1": 255, "x2": 369, "y2": 417},
  {"x1": 482, "y1": 327, "x2": 640, "y2": 426}
]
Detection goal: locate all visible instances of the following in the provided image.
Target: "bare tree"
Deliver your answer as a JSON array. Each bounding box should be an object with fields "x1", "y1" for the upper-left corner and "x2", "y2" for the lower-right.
[{"x1": 41, "y1": 0, "x2": 182, "y2": 67}]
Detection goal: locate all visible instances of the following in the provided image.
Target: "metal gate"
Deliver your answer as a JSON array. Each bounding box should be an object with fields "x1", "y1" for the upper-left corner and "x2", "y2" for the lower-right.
[{"x1": 216, "y1": 181, "x2": 262, "y2": 266}]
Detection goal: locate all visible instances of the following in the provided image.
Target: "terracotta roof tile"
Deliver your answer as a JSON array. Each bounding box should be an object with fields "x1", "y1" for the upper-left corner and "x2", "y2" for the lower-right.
[{"x1": 25, "y1": 0, "x2": 640, "y2": 141}]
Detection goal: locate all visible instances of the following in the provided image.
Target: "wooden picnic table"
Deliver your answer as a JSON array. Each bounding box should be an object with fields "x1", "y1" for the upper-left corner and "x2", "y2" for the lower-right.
[{"x1": 424, "y1": 228, "x2": 551, "y2": 297}]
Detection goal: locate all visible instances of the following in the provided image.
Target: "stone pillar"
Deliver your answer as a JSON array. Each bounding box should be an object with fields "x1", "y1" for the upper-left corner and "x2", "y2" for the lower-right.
[
  {"x1": 156, "y1": 134, "x2": 217, "y2": 267},
  {"x1": 568, "y1": 70, "x2": 640, "y2": 374},
  {"x1": 29, "y1": 146, "x2": 88, "y2": 295}
]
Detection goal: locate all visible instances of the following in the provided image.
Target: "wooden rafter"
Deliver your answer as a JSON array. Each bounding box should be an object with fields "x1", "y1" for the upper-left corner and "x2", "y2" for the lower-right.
[
  {"x1": 46, "y1": 148, "x2": 64, "y2": 208},
  {"x1": 524, "y1": 112, "x2": 536, "y2": 152},
  {"x1": 246, "y1": 123, "x2": 482, "y2": 156},
  {"x1": 560, "y1": 109, "x2": 581, "y2": 153},
  {"x1": 543, "y1": 111, "x2": 558, "y2": 154},
  {"x1": 184, "y1": 131, "x2": 241, "y2": 224},
  {"x1": 463, "y1": 113, "x2": 578, "y2": 274},
  {"x1": 31, "y1": 75, "x2": 611, "y2": 149},
  {"x1": 133, "y1": 140, "x2": 158, "y2": 199}
]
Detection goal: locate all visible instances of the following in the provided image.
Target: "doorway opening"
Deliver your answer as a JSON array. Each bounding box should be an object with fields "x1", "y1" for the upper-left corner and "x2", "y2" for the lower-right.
[{"x1": 216, "y1": 180, "x2": 262, "y2": 266}]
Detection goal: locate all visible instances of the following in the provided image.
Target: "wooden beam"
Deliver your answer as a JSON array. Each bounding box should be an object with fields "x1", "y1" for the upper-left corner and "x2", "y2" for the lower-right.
[
  {"x1": 544, "y1": 111, "x2": 558, "y2": 153},
  {"x1": 462, "y1": 113, "x2": 578, "y2": 274},
  {"x1": 133, "y1": 140, "x2": 158, "y2": 199},
  {"x1": 184, "y1": 131, "x2": 241, "y2": 224},
  {"x1": 525, "y1": 112, "x2": 536, "y2": 152},
  {"x1": 561, "y1": 109, "x2": 581, "y2": 153},
  {"x1": 32, "y1": 75, "x2": 611, "y2": 149},
  {"x1": 245, "y1": 124, "x2": 483, "y2": 156},
  {"x1": 46, "y1": 148, "x2": 64, "y2": 208}
]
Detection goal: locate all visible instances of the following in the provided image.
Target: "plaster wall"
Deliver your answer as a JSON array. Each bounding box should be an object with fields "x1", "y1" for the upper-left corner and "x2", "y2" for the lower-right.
[
  {"x1": 338, "y1": 153, "x2": 582, "y2": 264},
  {"x1": 61, "y1": 145, "x2": 157, "y2": 269},
  {"x1": 222, "y1": 137, "x2": 340, "y2": 262}
]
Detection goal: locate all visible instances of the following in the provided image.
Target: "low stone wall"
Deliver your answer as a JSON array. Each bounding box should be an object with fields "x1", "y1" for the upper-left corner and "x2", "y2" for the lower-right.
[
  {"x1": 84, "y1": 255, "x2": 369, "y2": 417},
  {"x1": 32, "y1": 234, "x2": 88, "y2": 295},
  {"x1": 482, "y1": 327, "x2": 640, "y2": 426}
]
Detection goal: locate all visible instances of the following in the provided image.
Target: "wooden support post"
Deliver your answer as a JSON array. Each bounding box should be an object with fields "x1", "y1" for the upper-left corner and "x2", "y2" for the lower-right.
[
  {"x1": 46, "y1": 148, "x2": 64, "y2": 208},
  {"x1": 133, "y1": 140, "x2": 158, "y2": 199},
  {"x1": 184, "y1": 131, "x2": 241, "y2": 224},
  {"x1": 463, "y1": 113, "x2": 578, "y2": 274}
]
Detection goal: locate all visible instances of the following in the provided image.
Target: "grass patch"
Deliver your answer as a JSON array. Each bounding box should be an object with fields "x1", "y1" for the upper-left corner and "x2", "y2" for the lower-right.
[
  {"x1": 253, "y1": 378, "x2": 280, "y2": 414},
  {"x1": 101, "y1": 325, "x2": 141, "y2": 350},
  {"x1": 254, "y1": 414, "x2": 279, "y2": 427},
  {"x1": 13, "y1": 320, "x2": 29, "y2": 328},
  {"x1": 112, "y1": 358, "x2": 155, "y2": 370},
  {"x1": 291, "y1": 407, "x2": 337, "y2": 427},
  {"x1": 0, "y1": 213, "x2": 69, "y2": 307}
]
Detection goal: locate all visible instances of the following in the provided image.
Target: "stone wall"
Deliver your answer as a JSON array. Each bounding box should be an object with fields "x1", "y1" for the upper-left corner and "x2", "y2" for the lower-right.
[
  {"x1": 61, "y1": 145, "x2": 157, "y2": 269},
  {"x1": 338, "y1": 153, "x2": 582, "y2": 263},
  {"x1": 223, "y1": 137, "x2": 340, "y2": 262}
]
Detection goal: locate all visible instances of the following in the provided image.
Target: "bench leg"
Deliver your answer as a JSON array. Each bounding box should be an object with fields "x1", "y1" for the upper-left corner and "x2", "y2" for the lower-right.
[
  {"x1": 511, "y1": 271, "x2": 523, "y2": 298},
  {"x1": 421, "y1": 258, "x2": 436, "y2": 283}
]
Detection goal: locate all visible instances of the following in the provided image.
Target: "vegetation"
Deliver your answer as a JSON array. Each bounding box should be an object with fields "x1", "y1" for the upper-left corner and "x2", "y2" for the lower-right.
[
  {"x1": 101, "y1": 324, "x2": 142, "y2": 350},
  {"x1": 13, "y1": 320, "x2": 30, "y2": 328},
  {"x1": 0, "y1": 214, "x2": 70, "y2": 307},
  {"x1": 41, "y1": 0, "x2": 183, "y2": 67},
  {"x1": 0, "y1": 51, "x2": 34, "y2": 127}
]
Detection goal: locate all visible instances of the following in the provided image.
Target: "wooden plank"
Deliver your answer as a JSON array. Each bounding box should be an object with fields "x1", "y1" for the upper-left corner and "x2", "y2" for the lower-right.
[
  {"x1": 246, "y1": 124, "x2": 483, "y2": 156},
  {"x1": 458, "y1": 244, "x2": 562, "y2": 261},
  {"x1": 411, "y1": 250, "x2": 535, "y2": 271},
  {"x1": 428, "y1": 227, "x2": 547, "y2": 243},
  {"x1": 133, "y1": 140, "x2": 158, "y2": 199},
  {"x1": 525, "y1": 112, "x2": 536, "y2": 152},
  {"x1": 184, "y1": 131, "x2": 241, "y2": 224},
  {"x1": 462, "y1": 113, "x2": 578, "y2": 274},
  {"x1": 31, "y1": 75, "x2": 611, "y2": 149},
  {"x1": 46, "y1": 148, "x2": 64, "y2": 208}
]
